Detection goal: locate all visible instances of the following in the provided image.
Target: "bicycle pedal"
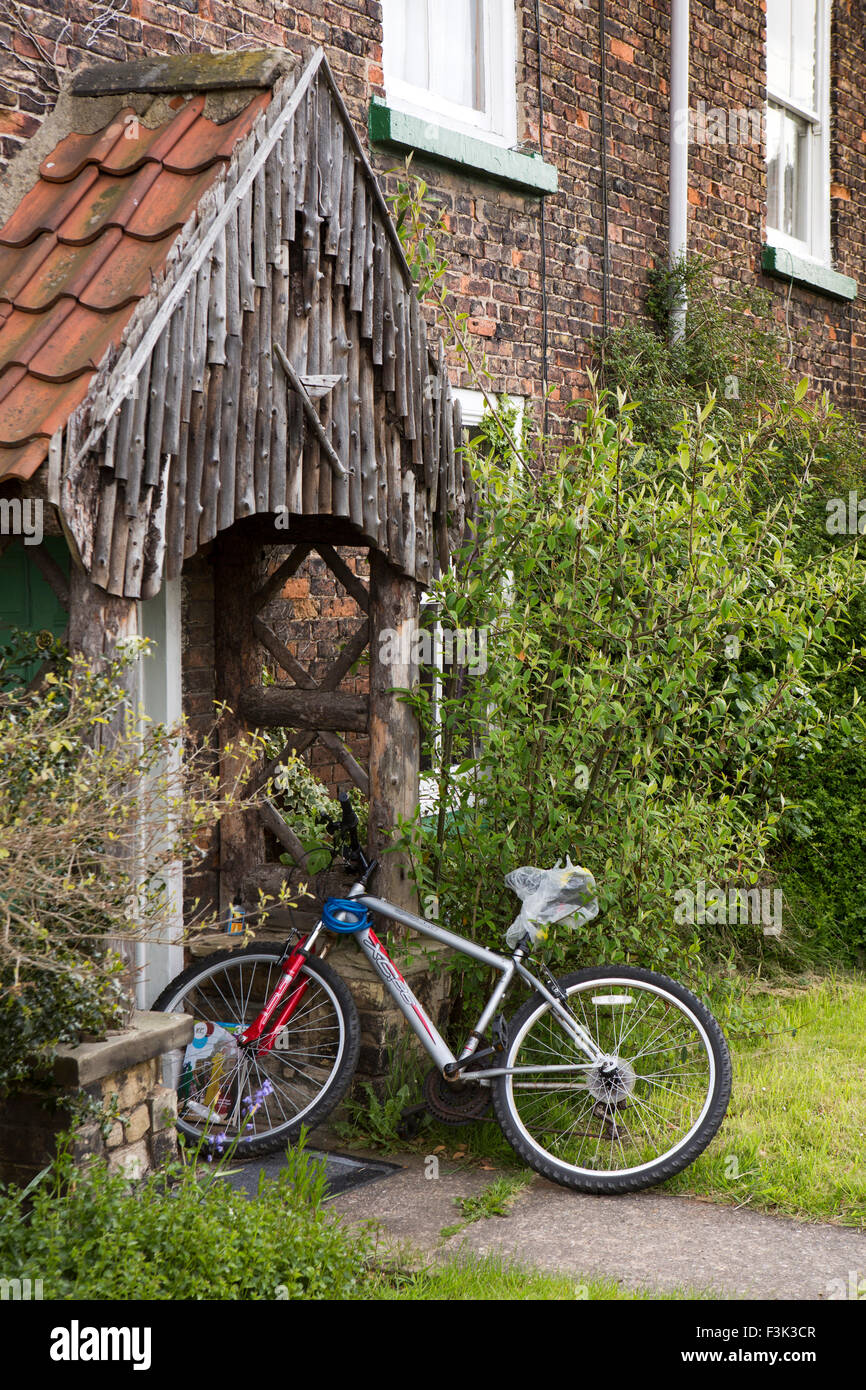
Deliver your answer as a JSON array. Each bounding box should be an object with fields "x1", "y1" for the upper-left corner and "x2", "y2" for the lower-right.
[{"x1": 492, "y1": 1015, "x2": 509, "y2": 1052}]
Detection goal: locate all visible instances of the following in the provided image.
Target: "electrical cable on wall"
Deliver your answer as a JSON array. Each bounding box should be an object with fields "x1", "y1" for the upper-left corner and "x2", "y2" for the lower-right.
[{"x1": 533, "y1": 0, "x2": 550, "y2": 435}]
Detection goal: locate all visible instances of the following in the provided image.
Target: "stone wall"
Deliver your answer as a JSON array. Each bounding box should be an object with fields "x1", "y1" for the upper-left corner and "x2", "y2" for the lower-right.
[{"x1": 0, "y1": 1012, "x2": 192, "y2": 1187}]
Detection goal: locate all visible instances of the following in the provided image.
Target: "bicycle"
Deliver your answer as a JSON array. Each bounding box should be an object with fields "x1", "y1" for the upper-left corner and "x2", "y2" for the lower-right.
[{"x1": 153, "y1": 793, "x2": 732, "y2": 1194}]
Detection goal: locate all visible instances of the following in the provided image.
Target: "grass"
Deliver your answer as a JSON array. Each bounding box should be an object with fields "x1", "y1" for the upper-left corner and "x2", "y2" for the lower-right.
[
  {"x1": 439, "y1": 1172, "x2": 532, "y2": 1239},
  {"x1": 364, "y1": 1251, "x2": 704, "y2": 1300},
  {"x1": 340, "y1": 974, "x2": 866, "y2": 1229},
  {"x1": 667, "y1": 975, "x2": 866, "y2": 1227}
]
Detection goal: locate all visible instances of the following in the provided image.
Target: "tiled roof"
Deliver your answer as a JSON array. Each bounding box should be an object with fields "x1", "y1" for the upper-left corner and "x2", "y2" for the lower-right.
[{"x1": 0, "y1": 90, "x2": 270, "y2": 482}]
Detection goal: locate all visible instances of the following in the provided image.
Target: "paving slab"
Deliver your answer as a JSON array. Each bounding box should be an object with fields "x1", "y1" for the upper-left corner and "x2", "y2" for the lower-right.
[{"x1": 330, "y1": 1153, "x2": 866, "y2": 1301}]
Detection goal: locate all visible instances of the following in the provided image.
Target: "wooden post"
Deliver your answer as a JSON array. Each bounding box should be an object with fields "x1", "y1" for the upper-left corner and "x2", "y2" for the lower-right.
[
  {"x1": 367, "y1": 549, "x2": 420, "y2": 918},
  {"x1": 213, "y1": 531, "x2": 266, "y2": 917},
  {"x1": 67, "y1": 566, "x2": 140, "y2": 1019}
]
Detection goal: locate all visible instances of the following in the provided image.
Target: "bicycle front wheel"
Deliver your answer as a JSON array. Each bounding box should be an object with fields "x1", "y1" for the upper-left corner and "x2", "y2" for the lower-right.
[
  {"x1": 493, "y1": 965, "x2": 731, "y2": 1194},
  {"x1": 153, "y1": 945, "x2": 360, "y2": 1157}
]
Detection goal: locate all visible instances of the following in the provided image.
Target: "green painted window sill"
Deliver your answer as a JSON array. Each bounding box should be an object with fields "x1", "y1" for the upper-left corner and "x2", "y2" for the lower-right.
[
  {"x1": 369, "y1": 98, "x2": 558, "y2": 195},
  {"x1": 762, "y1": 244, "x2": 857, "y2": 301}
]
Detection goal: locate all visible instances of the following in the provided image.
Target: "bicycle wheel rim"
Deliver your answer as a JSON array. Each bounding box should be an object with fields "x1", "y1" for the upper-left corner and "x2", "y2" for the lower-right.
[
  {"x1": 505, "y1": 976, "x2": 717, "y2": 1179},
  {"x1": 162, "y1": 953, "x2": 347, "y2": 1146}
]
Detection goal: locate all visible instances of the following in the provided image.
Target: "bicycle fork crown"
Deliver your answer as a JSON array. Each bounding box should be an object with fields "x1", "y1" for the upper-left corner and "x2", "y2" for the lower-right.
[{"x1": 322, "y1": 898, "x2": 371, "y2": 933}]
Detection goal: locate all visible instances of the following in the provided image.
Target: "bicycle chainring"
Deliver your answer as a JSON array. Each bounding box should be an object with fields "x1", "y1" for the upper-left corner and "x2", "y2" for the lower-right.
[{"x1": 422, "y1": 1067, "x2": 491, "y2": 1126}]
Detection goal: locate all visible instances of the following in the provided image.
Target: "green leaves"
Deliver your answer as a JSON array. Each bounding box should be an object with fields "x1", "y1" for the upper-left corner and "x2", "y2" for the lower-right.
[
  {"x1": 408, "y1": 379, "x2": 863, "y2": 996},
  {"x1": 0, "y1": 647, "x2": 272, "y2": 1095}
]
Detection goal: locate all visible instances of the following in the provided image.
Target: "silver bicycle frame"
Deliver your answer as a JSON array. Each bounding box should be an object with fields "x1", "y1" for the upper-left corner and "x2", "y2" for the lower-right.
[{"x1": 324, "y1": 890, "x2": 607, "y2": 1080}]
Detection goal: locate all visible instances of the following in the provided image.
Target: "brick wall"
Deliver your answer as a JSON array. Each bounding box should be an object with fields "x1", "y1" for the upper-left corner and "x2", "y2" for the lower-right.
[{"x1": 1, "y1": 2, "x2": 862, "y2": 422}]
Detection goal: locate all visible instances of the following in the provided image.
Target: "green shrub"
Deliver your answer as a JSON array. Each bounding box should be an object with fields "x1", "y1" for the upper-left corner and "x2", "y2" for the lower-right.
[
  {"x1": 600, "y1": 260, "x2": 866, "y2": 970},
  {"x1": 0, "y1": 1138, "x2": 366, "y2": 1300},
  {"x1": 402, "y1": 383, "x2": 864, "y2": 1021},
  {"x1": 0, "y1": 634, "x2": 259, "y2": 1094}
]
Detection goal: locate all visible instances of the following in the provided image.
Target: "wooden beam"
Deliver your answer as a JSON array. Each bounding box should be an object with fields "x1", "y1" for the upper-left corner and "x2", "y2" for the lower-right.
[
  {"x1": 312, "y1": 542, "x2": 369, "y2": 613},
  {"x1": 254, "y1": 542, "x2": 311, "y2": 612},
  {"x1": 253, "y1": 615, "x2": 311, "y2": 688},
  {"x1": 259, "y1": 797, "x2": 310, "y2": 869},
  {"x1": 239, "y1": 686, "x2": 368, "y2": 732},
  {"x1": 318, "y1": 730, "x2": 370, "y2": 797}
]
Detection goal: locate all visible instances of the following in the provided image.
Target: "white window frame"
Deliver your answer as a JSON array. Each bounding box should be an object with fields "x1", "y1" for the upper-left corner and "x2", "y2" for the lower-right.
[
  {"x1": 765, "y1": 0, "x2": 831, "y2": 266},
  {"x1": 455, "y1": 385, "x2": 524, "y2": 439},
  {"x1": 381, "y1": 0, "x2": 517, "y2": 147}
]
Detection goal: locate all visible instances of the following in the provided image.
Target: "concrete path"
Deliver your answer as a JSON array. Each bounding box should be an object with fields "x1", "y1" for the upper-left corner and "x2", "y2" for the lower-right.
[{"x1": 329, "y1": 1152, "x2": 865, "y2": 1300}]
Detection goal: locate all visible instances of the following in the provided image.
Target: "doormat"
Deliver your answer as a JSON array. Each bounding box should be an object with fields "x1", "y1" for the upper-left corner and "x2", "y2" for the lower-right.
[{"x1": 221, "y1": 1149, "x2": 402, "y2": 1199}]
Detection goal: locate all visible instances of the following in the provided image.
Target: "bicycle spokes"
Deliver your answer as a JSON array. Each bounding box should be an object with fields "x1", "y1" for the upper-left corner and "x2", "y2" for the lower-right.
[
  {"x1": 172, "y1": 956, "x2": 347, "y2": 1144},
  {"x1": 507, "y1": 981, "x2": 716, "y2": 1175}
]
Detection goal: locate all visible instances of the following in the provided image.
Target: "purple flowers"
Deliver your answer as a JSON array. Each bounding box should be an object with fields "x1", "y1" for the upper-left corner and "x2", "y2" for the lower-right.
[
  {"x1": 205, "y1": 1131, "x2": 228, "y2": 1162},
  {"x1": 242, "y1": 1079, "x2": 274, "y2": 1114}
]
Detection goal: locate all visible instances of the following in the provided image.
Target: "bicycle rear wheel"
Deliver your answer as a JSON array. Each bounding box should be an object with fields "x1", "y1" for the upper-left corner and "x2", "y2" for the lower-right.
[
  {"x1": 153, "y1": 944, "x2": 360, "y2": 1157},
  {"x1": 493, "y1": 965, "x2": 731, "y2": 1194}
]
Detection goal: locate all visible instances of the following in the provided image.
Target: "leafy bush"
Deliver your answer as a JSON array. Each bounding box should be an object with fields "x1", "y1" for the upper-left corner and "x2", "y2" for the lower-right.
[
  {"x1": 0, "y1": 634, "x2": 259, "y2": 1094},
  {"x1": 0, "y1": 1137, "x2": 366, "y2": 1300},
  {"x1": 402, "y1": 385, "x2": 864, "y2": 1017},
  {"x1": 600, "y1": 259, "x2": 866, "y2": 969}
]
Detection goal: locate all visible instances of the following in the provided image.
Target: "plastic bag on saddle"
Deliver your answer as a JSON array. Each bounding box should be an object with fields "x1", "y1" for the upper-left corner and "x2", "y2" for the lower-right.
[{"x1": 504, "y1": 859, "x2": 599, "y2": 948}]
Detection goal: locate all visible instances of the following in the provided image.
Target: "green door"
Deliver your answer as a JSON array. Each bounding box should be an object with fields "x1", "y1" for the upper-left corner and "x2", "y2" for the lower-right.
[{"x1": 0, "y1": 538, "x2": 70, "y2": 678}]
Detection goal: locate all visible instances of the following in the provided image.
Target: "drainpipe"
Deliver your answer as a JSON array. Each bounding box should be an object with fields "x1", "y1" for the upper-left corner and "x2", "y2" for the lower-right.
[{"x1": 669, "y1": 0, "x2": 689, "y2": 341}]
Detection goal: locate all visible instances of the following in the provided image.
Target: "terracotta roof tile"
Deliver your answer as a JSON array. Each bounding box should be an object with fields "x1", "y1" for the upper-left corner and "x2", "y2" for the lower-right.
[
  {"x1": 0, "y1": 167, "x2": 100, "y2": 247},
  {"x1": 77, "y1": 231, "x2": 176, "y2": 310},
  {"x1": 38, "y1": 99, "x2": 206, "y2": 182},
  {"x1": 0, "y1": 438, "x2": 50, "y2": 480},
  {"x1": 2, "y1": 230, "x2": 122, "y2": 311},
  {"x1": 0, "y1": 88, "x2": 270, "y2": 483},
  {"x1": 0, "y1": 372, "x2": 91, "y2": 447},
  {"x1": 0, "y1": 300, "x2": 77, "y2": 374}
]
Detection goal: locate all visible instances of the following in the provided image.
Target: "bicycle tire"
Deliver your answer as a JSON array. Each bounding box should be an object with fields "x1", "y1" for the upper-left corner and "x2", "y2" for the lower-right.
[
  {"x1": 493, "y1": 965, "x2": 731, "y2": 1194},
  {"x1": 153, "y1": 944, "x2": 360, "y2": 1157}
]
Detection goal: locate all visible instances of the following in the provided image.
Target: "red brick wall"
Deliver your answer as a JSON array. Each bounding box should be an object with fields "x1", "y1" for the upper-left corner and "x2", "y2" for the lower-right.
[{"x1": 1, "y1": 2, "x2": 862, "y2": 420}]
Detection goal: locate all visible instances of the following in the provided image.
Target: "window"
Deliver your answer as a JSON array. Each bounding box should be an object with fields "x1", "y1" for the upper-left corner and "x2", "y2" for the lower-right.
[
  {"x1": 765, "y1": 0, "x2": 830, "y2": 264},
  {"x1": 382, "y1": 0, "x2": 517, "y2": 146}
]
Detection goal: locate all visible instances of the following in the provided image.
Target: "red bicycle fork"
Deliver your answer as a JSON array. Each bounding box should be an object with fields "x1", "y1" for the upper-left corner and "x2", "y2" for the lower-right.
[{"x1": 237, "y1": 937, "x2": 314, "y2": 1057}]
